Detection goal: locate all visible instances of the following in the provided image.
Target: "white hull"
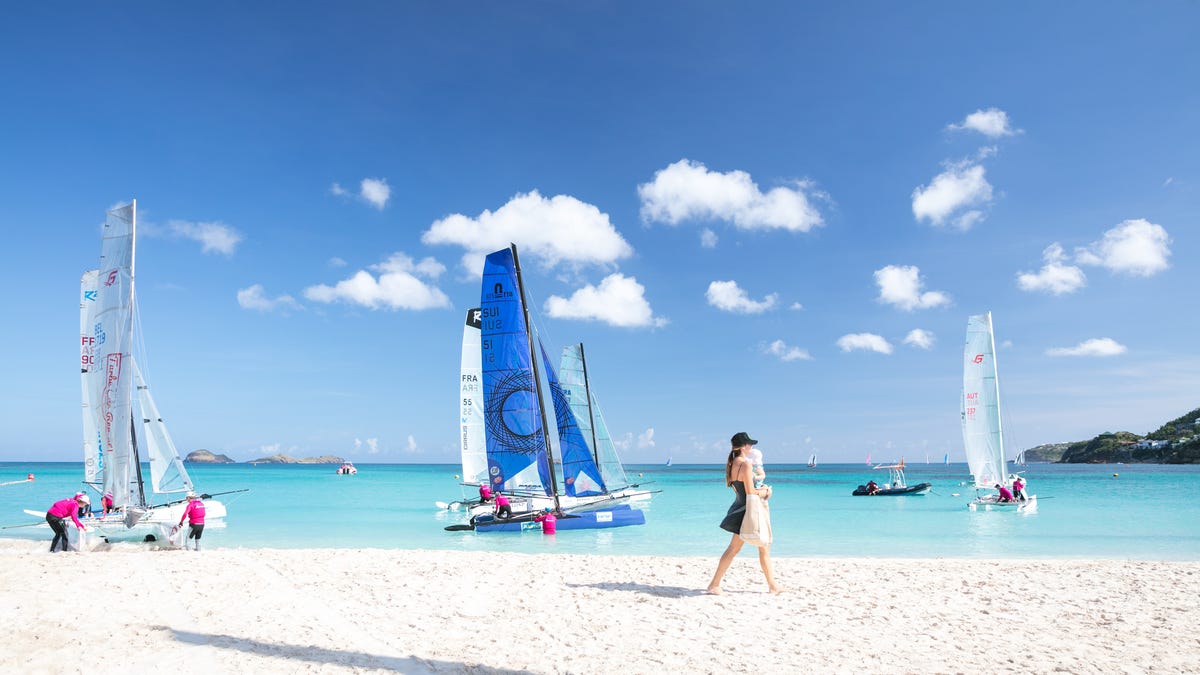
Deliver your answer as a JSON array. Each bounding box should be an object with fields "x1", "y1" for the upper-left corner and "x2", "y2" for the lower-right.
[
  {"x1": 446, "y1": 487, "x2": 654, "y2": 517},
  {"x1": 968, "y1": 494, "x2": 1037, "y2": 513},
  {"x1": 26, "y1": 500, "x2": 226, "y2": 547}
]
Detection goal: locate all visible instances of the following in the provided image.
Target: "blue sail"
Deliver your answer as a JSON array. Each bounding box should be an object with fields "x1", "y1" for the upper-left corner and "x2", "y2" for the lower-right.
[
  {"x1": 480, "y1": 247, "x2": 552, "y2": 495},
  {"x1": 539, "y1": 341, "x2": 606, "y2": 497}
]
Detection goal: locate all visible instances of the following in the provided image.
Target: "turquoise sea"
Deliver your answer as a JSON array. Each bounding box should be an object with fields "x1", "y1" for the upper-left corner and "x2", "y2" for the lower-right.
[{"x1": 2, "y1": 462, "x2": 1198, "y2": 559}]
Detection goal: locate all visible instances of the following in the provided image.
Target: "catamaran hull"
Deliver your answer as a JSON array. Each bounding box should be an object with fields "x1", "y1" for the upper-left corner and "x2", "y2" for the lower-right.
[
  {"x1": 440, "y1": 487, "x2": 655, "y2": 517},
  {"x1": 449, "y1": 504, "x2": 646, "y2": 532},
  {"x1": 23, "y1": 500, "x2": 227, "y2": 545},
  {"x1": 851, "y1": 482, "x2": 932, "y2": 496},
  {"x1": 969, "y1": 494, "x2": 1037, "y2": 513}
]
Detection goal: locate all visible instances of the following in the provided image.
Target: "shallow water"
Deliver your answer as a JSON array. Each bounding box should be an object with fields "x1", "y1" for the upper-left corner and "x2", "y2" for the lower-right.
[{"x1": 3, "y1": 462, "x2": 1197, "y2": 559}]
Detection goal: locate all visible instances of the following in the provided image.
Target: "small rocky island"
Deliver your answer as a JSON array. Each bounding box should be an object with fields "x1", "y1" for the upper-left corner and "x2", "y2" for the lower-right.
[
  {"x1": 247, "y1": 454, "x2": 345, "y2": 464},
  {"x1": 184, "y1": 449, "x2": 237, "y2": 464}
]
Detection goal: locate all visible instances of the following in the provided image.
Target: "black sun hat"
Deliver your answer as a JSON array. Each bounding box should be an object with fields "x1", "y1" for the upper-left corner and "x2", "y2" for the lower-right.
[{"x1": 730, "y1": 432, "x2": 758, "y2": 447}]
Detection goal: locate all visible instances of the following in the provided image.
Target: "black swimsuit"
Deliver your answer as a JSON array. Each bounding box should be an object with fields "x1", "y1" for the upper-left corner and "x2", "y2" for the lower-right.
[{"x1": 719, "y1": 482, "x2": 747, "y2": 534}]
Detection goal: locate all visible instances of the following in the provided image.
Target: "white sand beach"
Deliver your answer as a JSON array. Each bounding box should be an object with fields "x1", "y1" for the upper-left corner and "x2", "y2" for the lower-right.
[{"x1": 2, "y1": 541, "x2": 1197, "y2": 674}]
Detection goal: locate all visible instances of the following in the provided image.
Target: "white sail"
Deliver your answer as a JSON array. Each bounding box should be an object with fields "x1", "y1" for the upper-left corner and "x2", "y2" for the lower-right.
[
  {"x1": 459, "y1": 308, "x2": 487, "y2": 484},
  {"x1": 91, "y1": 202, "x2": 138, "y2": 507},
  {"x1": 961, "y1": 312, "x2": 1008, "y2": 489},
  {"x1": 559, "y1": 344, "x2": 629, "y2": 489},
  {"x1": 80, "y1": 270, "x2": 101, "y2": 487},
  {"x1": 134, "y1": 359, "x2": 193, "y2": 495}
]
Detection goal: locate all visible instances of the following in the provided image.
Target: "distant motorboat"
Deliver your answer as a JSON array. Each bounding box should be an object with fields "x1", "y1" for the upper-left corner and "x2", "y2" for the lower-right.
[
  {"x1": 336, "y1": 462, "x2": 358, "y2": 475},
  {"x1": 852, "y1": 460, "x2": 931, "y2": 496}
]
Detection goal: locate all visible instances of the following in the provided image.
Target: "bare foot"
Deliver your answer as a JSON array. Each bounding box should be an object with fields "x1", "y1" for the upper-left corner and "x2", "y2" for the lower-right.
[
  {"x1": 705, "y1": 585, "x2": 724, "y2": 595},
  {"x1": 769, "y1": 585, "x2": 785, "y2": 595}
]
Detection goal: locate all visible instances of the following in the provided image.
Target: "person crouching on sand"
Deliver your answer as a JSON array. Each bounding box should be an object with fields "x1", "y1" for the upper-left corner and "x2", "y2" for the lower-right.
[
  {"x1": 175, "y1": 492, "x2": 206, "y2": 551},
  {"x1": 707, "y1": 432, "x2": 782, "y2": 595},
  {"x1": 46, "y1": 493, "x2": 89, "y2": 552}
]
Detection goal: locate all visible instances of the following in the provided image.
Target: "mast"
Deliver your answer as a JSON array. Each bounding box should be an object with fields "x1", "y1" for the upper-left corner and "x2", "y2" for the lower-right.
[
  {"x1": 130, "y1": 415, "x2": 146, "y2": 507},
  {"x1": 577, "y1": 344, "x2": 602, "y2": 470},
  {"x1": 510, "y1": 244, "x2": 560, "y2": 507}
]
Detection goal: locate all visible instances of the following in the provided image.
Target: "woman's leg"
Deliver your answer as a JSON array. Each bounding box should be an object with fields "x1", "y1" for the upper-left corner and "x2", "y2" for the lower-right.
[
  {"x1": 706, "y1": 534, "x2": 744, "y2": 594},
  {"x1": 757, "y1": 545, "x2": 783, "y2": 593},
  {"x1": 46, "y1": 515, "x2": 67, "y2": 552}
]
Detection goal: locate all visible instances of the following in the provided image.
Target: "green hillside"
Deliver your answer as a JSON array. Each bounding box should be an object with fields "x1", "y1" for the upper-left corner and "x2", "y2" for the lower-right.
[{"x1": 1021, "y1": 407, "x2": 1200, "y2": 464}]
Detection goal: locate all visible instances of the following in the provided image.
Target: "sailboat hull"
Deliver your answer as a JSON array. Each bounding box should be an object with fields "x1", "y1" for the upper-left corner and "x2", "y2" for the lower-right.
[{"x1": 459, "y1": 504, "x2": 646, "y2": 532}]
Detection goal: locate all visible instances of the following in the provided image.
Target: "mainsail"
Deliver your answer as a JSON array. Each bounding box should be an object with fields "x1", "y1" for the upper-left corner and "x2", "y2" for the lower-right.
[
  {"x1": 539, "y1": 341, "x2": 606, "y2": 497},
  {"x1": 458, "y1": 308, "x2": 488, "y2": 485},
  {"x1": 961, "y1": 312, "x2": 1008, "y2": 489},
  {"x1": 91, "y1": 202, "x2": 137, "y2": 508},
  {"x1": 480, "y1": 246, "x2": 553, "y2": 496},
  {"x1": 80, "y1": 270, "x2": 101, "y2": 487},
  {"x1": 559, "y1": 344, "x2": 630, "y2": 490}
]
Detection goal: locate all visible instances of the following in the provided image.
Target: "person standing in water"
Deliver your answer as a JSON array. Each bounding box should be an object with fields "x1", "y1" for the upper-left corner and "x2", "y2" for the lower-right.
[
  {"x1": 534, "y1": 507, "x2": 557, "y2": 534},
  {"x1": 46, "y1": 494, "x2": 89, "y2": 552},
  {"x1": 176, "y1": 492, "x2": 206, "y2": 551},
  {"x1": 707, "y1": 432, "x2": 782, "y2": 595}
]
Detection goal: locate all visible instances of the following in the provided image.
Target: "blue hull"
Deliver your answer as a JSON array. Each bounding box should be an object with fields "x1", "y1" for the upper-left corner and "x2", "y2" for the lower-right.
[{"x1": 470, "y1": 504, "x2": 646, "y2": 533}]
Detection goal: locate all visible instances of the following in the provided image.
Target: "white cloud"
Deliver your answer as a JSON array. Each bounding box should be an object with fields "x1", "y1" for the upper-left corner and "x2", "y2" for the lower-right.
[
  {"x1": 168, "y1": 220, "x2": 243, "y2": 256},
  {"x1": 423, "y1": 190, "x2": 633, "y2": 275},
  {"x1": 763, "y1": 339, "x2": 813, "y2": 362},
  {"x1": 331, "y1": 178, "x2": 392, "y2": 209},
  {"x1": 903, "y1": 329, "x2": 935, "y2": 350},
  {"x1": 354, "y1": 437, "x2": 380, "y2": 455},
  {"x1": 837, "y1": 333, "x2": 894, "y2": 354},
  {"x1": 329, "y1": 257, "x2": 347, "y2": 267},
  {"x1": 237, "y1": 284, "x2": 301, "y2": 312},
  {"x1": 360, "y1": 178, "x2": 391, "y2": 210},
  {"x1": 1075, "y1": 219, "x2": 1171, "y2": 277},
  {"x1": 544, "y1": 273, "x2": 667, "y2": 328},
  {"x1": 789, "y1": 302, "x2": 804, "y2": 311},
  {"x1": 303, "y1": 252, "x2": 450, "y2": 310},
  {"x1": 911, "y1": 162, "x2": 993, "y2": 229},
  {"x1": 1046, "y1": 338, "x2": 1128, "y2": 357},
  {"x1": 1017, "y1": 243, "x2": 1087, "y2": 295},
  {"x1": 874, "y1": 265, "x2": 950, "y2": 311},
  {"x1": 637, "y1": 428, "x2": 656, "y2": 448},
  {"x1": 947, "y1": 108, "x2": 1020, "y2": 138},
  {"x1": 700, "y1": 228, "x2": 718, "y2": 248},
  {"x1": 637, "y1": 159, "x2": 825, "y2": 232},
  {"x1": 705, "y1": 280, "x2": 778, "y2": 314},
  {"x1": 405, "y1": 435, "x2": 419, "y2": 453}
]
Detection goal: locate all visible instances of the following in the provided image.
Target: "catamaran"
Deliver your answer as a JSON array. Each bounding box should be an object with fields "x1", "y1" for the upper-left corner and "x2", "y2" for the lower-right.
[
  {"x1": 961, "y1": 312, "x2": 1036, "y2": 512},
  {"x1": 445, "y1": 245, "x2": 646, "y2": 532},
  {"x1": 61, "y1": 201, "x2": 239, "y2": 545}
]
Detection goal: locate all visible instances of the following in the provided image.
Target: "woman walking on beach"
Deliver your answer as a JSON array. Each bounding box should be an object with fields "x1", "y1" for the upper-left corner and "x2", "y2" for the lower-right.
[
  {"x1": 707, "y1": 432, "x2": 782, "y2": 595},
  {"x1": 176, "y1": 492, "x2": 205, "y2": 551}
]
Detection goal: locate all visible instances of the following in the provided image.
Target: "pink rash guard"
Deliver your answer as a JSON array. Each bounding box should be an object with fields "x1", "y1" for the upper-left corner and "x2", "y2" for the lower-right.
[
  {"x1": 180, "y1": 500, "x2": 206, "y2": 526},
  {"x1": 48, "y1": 499, "x2": 84, "y2": 528}
]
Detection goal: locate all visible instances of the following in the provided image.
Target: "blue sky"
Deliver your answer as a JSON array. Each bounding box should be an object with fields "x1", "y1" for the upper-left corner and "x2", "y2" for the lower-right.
[{"x1": 1, "y1": 3, "x2": 1195, "y2": 464}]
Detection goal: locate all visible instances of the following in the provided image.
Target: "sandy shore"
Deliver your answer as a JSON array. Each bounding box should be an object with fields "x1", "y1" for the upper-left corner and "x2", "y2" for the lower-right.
[{"x1": 2, "y1": 541, "x2": 1197, "y2": 674}]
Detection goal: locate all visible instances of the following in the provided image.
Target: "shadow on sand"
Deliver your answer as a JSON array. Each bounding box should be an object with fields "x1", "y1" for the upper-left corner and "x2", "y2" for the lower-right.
[
  {"x1": 159, "y1": 626, "x2": 533, "y2": 674},
  {"x1": 564, "y1": 581, "x2": 706, "y2": 598}
]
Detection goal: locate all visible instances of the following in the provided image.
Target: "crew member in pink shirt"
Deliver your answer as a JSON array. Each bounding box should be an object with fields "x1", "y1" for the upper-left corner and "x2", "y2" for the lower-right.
[
  {"x1": 478, "y1": 482, "x2": 493, "y2": 503},
  {"x1": 46, "y1": 494, "x2": 89, "y2": 552},
  {"x1": 101, "y1": 492, "x2": 116, "y2": 515},
  {"x1": 176, "y1": 492, "x2": 206, "y2": 551},
  {"x1": 493, "y1": 491, "x2": 512, "y2": 519},
  {"x1": 995, "y1": 484, "x2": 1015, "y2": 502},
  {"x1": 533, "y1": 507, "x2": 557, "y2": 534}
]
